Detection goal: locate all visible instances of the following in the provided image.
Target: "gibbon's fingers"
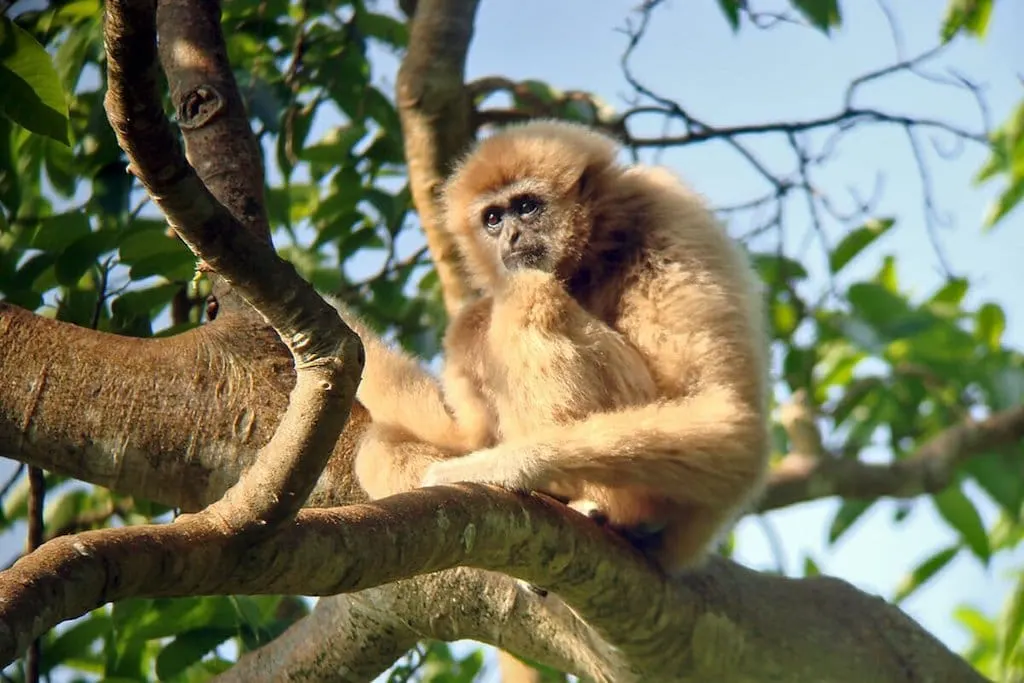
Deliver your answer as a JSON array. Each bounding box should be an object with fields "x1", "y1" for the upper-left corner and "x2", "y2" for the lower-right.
[{"x1": 420, "y1": 384, "x2": 766, "y2": 508}]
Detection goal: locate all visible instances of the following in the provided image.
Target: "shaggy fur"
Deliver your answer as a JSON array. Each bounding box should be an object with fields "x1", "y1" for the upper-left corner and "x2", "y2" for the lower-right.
[{"x1": 349, "y1": 120, "x2": 771, "y2": 575}]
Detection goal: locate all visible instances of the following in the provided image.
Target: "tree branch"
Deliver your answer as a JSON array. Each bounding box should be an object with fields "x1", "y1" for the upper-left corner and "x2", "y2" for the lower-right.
[
  {"x1": 102, "y1": 0, "x2": 363, "y2": 533},
  {"x1": 395, "y1": 0, "x2": 481, "y2": 316},
  {"x1": 0, "y1": 484, "x2": 987, "y2": 682},
  {"x1": 761, "y1": 405, "x2": 1024, "y2": 511},
  {"x1": 0, "y1": 302, "x2": 370, "y2": 513}
]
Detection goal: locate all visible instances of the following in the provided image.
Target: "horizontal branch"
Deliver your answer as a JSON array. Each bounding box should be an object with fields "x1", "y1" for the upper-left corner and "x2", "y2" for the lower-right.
[
  {"x1": 0, "y1": 485, "x2": 987, "y2": 682},
  {"x1": 761, "y1": 405, "x2": 1024, "y2": 511}
]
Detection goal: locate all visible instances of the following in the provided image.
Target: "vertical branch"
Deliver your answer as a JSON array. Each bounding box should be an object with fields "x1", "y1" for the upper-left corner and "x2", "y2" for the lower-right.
[
  {"x1": 155, "y1": 0, "x2": 268, "y2": 243},
  {"x1": 396, "y1": 0, "x2": 482, "y2": 315}
]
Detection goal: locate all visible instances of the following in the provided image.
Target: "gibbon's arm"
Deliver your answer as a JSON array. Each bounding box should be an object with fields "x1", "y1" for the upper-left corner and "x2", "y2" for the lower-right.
[
  {"x1": 324, "y1": 297, "x2": 466, "y2": 450},
  {"x1": 421, "y1": 296, "x2": 769, "y2": 508}
]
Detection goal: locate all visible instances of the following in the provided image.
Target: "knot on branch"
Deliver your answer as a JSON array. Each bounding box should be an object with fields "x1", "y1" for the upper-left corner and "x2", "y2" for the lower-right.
[{"x1": 178, "y1": 85, "x2": 225, "y2": 129}]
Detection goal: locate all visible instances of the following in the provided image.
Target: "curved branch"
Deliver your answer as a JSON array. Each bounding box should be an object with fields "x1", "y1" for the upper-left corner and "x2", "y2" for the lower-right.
[
  {"x1": 761, "y1": 405, "x2": 1024, "y2": 511},
  {"x1": 0, "y1": 485, "x2": 986, "y2": 682},
  {"x1": 102, "y1": 0, "x2": 364, "y2": 533},
  {"x1": 396, "y1": 0, "x2": 481, "y2": 315}
]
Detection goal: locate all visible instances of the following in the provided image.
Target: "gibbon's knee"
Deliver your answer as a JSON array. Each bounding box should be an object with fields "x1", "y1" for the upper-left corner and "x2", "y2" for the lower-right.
[{"x1": 354, "y1": 422, "x2": 451, "y2": 500}]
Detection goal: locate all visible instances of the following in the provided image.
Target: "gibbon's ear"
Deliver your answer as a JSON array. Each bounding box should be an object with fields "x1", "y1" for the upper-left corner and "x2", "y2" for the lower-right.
[{"x1": 575, "y1": 163, "x2": 601, "y2": 202}]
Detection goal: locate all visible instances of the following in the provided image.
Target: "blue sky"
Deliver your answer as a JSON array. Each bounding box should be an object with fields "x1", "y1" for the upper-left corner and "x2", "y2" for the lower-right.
[{"x1": 2, "y1": 0, "x2": 1022, "y2": 680}]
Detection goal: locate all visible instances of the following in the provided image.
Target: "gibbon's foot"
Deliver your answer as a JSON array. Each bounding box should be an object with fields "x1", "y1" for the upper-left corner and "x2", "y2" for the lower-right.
[
  {"x1": 419, "y1": 448, "x2": 542, "y2": 493},
  {"x1": 617, "y1": 520, "x2": 668, "y2": 555}
]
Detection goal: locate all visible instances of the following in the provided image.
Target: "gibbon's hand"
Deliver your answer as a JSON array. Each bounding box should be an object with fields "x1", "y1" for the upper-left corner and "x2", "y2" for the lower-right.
[{"x1": 419, "y1": 446, "x2": 543, "y2": 493}]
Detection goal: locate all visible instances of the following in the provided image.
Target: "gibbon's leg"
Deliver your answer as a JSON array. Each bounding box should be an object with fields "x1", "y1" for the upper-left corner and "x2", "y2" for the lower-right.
[
  {"x1": 325, "y1": 296, "x2": 482, "y2": 454},
  {"x1": 354, "y1": 422, "x2": 455, "y2": 500}
]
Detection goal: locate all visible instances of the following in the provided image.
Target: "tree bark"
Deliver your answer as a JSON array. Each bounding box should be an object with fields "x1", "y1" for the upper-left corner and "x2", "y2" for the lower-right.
[{"x1": 395, "y1": 0, "x2": 481, "y2": 315}]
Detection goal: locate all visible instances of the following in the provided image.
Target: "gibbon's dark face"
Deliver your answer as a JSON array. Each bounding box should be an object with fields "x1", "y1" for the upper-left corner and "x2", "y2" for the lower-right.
[{"x1": 478, "y1": 190, "x2": 563, "y2": 274}]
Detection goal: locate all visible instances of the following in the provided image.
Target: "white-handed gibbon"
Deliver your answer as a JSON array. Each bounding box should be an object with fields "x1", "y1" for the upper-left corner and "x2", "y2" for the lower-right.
[
  {"x1": 349, "y1": 119, "x2": 770, "y2": 576},
  {"x1": 441, "y1": 269, "x2": 663, "y2": 529}
]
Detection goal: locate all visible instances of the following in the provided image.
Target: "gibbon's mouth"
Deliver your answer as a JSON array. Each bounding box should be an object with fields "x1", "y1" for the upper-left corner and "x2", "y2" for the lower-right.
[{"x1": 504, "y1": 247, "x2": 548, "y2": 271}]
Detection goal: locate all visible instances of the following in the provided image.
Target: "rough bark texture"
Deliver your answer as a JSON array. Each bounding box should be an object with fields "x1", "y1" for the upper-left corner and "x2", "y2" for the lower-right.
[{"x1": 0, "y1": 482, "x2": 989, "y2": 682}]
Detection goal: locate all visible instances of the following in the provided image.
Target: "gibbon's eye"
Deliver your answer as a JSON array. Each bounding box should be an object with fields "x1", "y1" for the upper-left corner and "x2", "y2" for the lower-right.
[
  {"x1": 512, "y1": 196, "x2": 540, "y2": 216},
  {"x1": 482, "y1": 206, "x2": 504, "y2": 231}
]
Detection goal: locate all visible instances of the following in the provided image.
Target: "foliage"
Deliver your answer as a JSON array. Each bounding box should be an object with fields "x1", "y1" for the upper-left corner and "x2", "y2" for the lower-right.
[{"x1": 0, "y1": 0, "x2": 1021, "y2": 680}]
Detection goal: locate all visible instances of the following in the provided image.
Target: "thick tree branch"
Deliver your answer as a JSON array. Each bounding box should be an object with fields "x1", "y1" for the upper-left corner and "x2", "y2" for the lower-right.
[
  {"x1": 222, "y1": 573, "x2": 608, "y2": 683},
  {"x1": 761, "y1": 405, "x2": 1024, "y2": 511},
  {"x1": 0, "y1": 485, "x2": 987, "y2": 682},
  {"x1": 395, "y1": 0, "x2": 481, "y2": 315},
  {"x1": 0, "y1": 303, "x2": 369, "y2": 512}
]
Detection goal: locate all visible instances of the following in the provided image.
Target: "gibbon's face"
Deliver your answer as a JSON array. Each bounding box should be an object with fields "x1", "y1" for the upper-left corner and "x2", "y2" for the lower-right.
[
  {"x1": 444, "y1": 120, "x2": 621, "y2": 290},
  {"x1": 476, "y1": 184, "x2": 565, "y2": 274}
]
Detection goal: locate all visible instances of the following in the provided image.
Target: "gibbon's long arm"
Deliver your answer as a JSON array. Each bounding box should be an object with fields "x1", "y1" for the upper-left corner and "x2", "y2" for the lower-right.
[
  {"x1": 421, "y1": 287, "x2": 770, "y2": 509},
  {"x1": 421, "y1": 387, "x2": 764, "y2": 506}
]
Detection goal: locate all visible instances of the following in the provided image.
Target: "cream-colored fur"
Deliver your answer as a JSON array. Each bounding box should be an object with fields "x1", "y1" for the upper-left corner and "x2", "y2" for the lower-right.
[{"x1": 348, "y1": 119, "x2": 770, "y2": 575}]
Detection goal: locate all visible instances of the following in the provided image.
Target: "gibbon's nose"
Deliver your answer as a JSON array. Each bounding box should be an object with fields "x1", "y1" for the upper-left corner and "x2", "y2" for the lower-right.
[{"x1": 505, "y1": 225, "x2": 521, "y2": 246}]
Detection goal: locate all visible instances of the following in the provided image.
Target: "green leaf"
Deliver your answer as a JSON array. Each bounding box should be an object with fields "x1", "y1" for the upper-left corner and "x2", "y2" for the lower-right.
[
  {"x1": 355, "y1": 11, "x2": 409, "y2": 48},
  {"x1": 127, "y1": 250, "x2": 197, "y2": 282},
  {"x1": 976, "y1": 303, "x2": 1006, "y2": 351},
  {"x1": 301, "y1": 124, "x2": 367, "y2": 164},
  {"x1": 41, "y1": 611, "x2": 112, "y2": 674},
  {"x1": 963, "y1": 451, "x2": 1024, "y2": 520},
  {"x1": 54, "y1": 230, "x2": 119, "y2": 286},
  {"x1": 156, "y1": 628, "x2": 235, "y2": 680},
  {"x1": 43, "y1": 488, "x2": 93, "y2": 532},
  {"x1": 751, "y1": 252, "x2": 809, "y2": 284},
  {"x1": 112, "y1": 284, "x2": 181, "y2": 315},
  {"x1": 117, "y1": 222, "x2": 178, "y2": 262},
  {"x1": 30, "y1": 211, "x2": 91, "y2": 251},
  {"x1": 982, "y1": 175, "x2": 1024, "y2": 230},
  {"x1": 802, "y1": 555, "x2": 821, "y2": 577},
  {"x1": 892, "y1": 544, "x2": 960, "y2": 604},
  {"x1": 715, "y1": 0, "x2": 742, "y2": 30},
  {"x1": 932, "y1": 486, "x2": 990, "y2": 562},
  {"x1": 929, "y1": 277, "x2": 969, "y2": 308},
  {"x1": 53, "y1": 18, "x2": 96, "y2": 92},
  {"x1": 1001, "y1": 572, "x2": 1024, "y2": 668},
  {"x1": 940, "y1": 0, "x2": 994, "y2": 42},
  {"x1": 846, "y1": 283, "x2": 938, "y2": 344},
  {"x1": 829, "y1": 218, "x2": 894, "y2": 274},
  {"x1": 828, "y1": 499, "x2": 873, "y2": 544},
  {"x1": 0, "y1": 17, "x2": 70, "y2": 145},
  {"x1": 791, "y1": 0, "x2": 841, "y2": 33},
  {"x1": 44, "y1": 135, "x2": 76, "y2": 197}
]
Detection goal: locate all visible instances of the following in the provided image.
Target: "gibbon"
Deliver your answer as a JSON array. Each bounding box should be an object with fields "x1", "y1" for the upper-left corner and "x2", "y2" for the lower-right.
[
  {"x1": 442, "y1": 270, "x2": 663, "y2": 528},
  {"x1": 350, "y1": 119, "x2": 770, "y2": 576}
]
